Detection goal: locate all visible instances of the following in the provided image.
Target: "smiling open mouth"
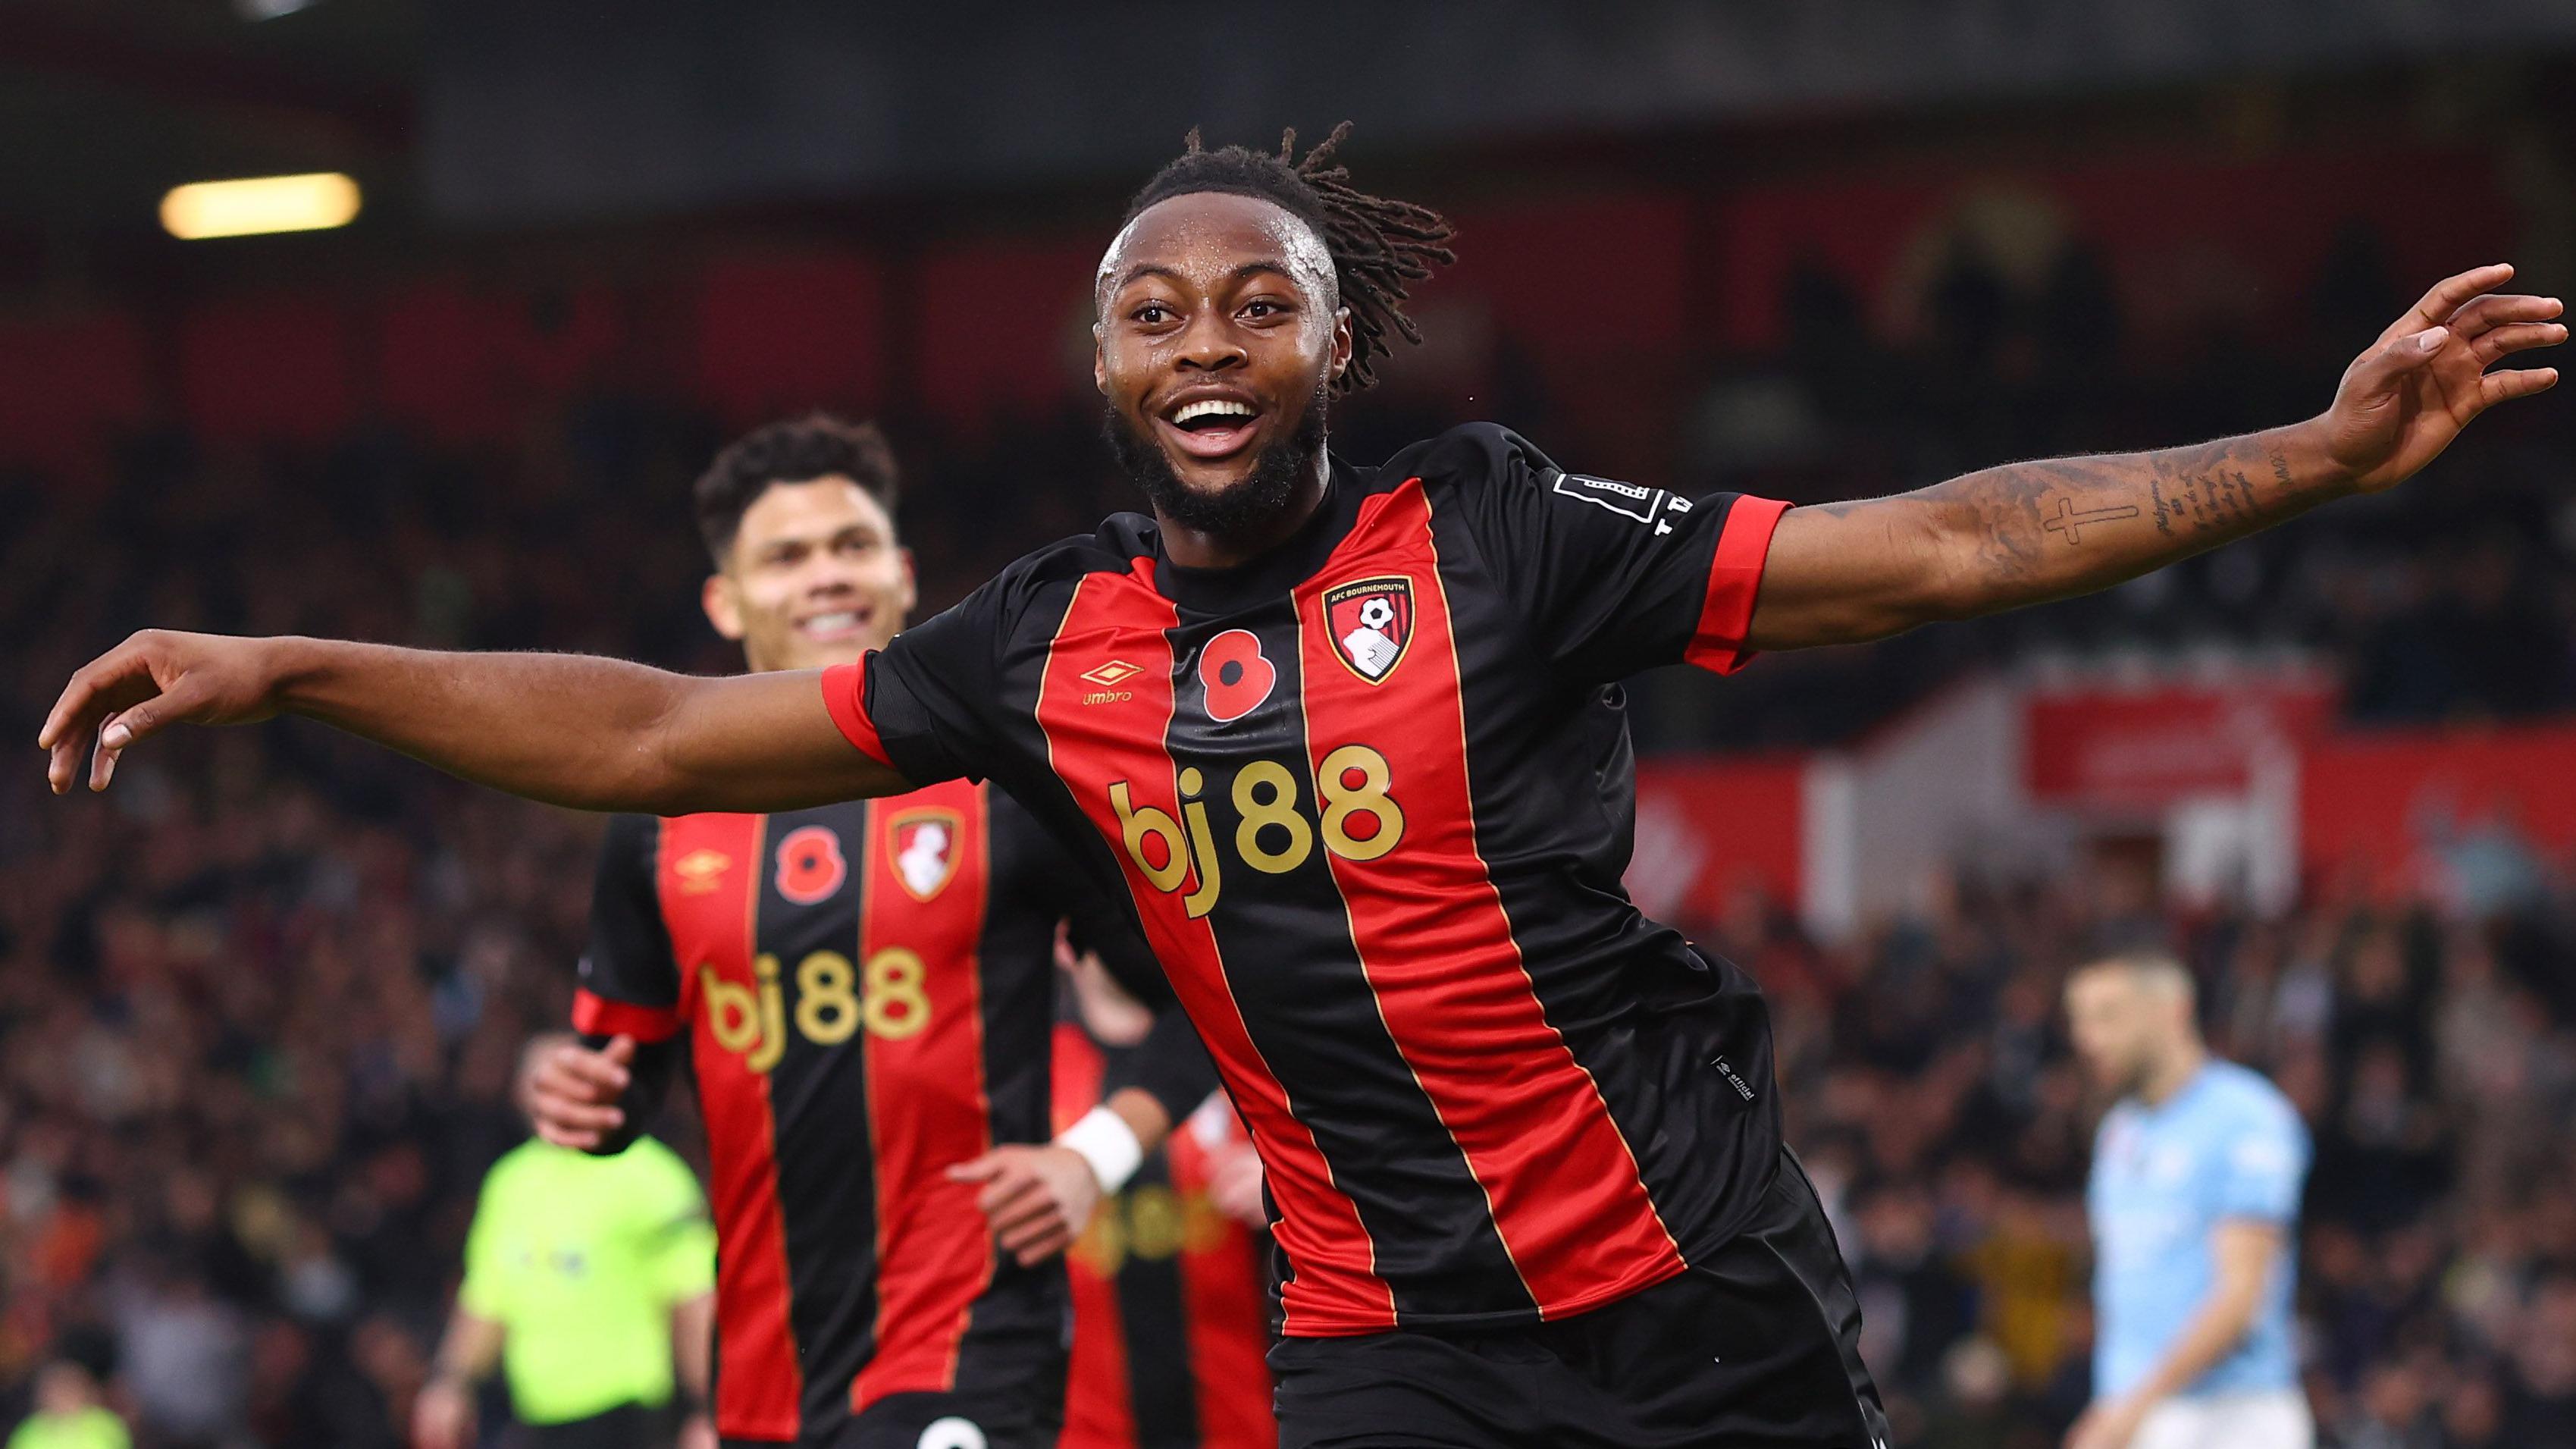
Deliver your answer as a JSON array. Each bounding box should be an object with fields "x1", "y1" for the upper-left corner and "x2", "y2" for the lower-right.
[
  {"x1": 1159, "y1": 397, "x2": 1263, "y2": 459},
  {"x1": 797, "y1": 609, "x2": 870, "y2": 638}
]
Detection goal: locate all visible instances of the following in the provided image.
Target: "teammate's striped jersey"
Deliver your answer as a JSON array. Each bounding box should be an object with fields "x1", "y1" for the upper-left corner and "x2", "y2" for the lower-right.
[
  {"x1": 826, "y1": 422, "x2": 1794, "y2": 1336},
  {"x1": 572, "y1": 784, "x2": 1208, "y2": 1443},
  {"x1": 1053, "y1": 1021, "x2": 1274, "y2": 1449}
]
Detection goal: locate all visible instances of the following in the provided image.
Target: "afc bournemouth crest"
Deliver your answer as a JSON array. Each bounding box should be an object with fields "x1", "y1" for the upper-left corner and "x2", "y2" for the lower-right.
[
  {"x1": 888, "y1": 808, "x2": 964, "y2": 902},
  {"x1": 1322, "y1": 576, "x2": 1415, "y2": 684}
]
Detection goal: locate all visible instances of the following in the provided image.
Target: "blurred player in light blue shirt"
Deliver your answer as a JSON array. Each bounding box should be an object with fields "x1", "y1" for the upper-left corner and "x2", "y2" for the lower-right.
[{"x1": 2065, "y1": 954, "x2": 2312, "y2": 1449}]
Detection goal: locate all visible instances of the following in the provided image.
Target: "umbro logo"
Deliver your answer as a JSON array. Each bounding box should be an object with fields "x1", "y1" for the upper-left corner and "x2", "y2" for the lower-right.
[
  {"x1": 1080, "y1": 658, "x2": 1143, "y2": 705},
  {"x1": 673, "y1": 848, "x2": 732, "y2": 895}
]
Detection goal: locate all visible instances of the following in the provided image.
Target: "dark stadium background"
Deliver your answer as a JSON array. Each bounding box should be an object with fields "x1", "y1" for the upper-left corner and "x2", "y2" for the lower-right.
[{"x1": 5, "y1": 3, "x2": 2576, "y2": 1445}]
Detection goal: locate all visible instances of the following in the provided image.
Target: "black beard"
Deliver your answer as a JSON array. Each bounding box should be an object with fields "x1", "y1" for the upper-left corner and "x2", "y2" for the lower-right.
[{"x1": 1105, "y1": 384, "x2": 1328, "y2": 541}]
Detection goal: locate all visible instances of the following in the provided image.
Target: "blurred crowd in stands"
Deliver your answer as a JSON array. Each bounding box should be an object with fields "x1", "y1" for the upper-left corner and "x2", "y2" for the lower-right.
[
  {"x1": 2, "y1": 218, "x2": 2573, "y2": 1446},
  {"x1": 1646, "y1": 224, "x2": 2576, "y2": 748}
]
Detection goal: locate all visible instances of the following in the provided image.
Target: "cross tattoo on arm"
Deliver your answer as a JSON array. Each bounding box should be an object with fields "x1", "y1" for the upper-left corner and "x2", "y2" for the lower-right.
[{"x1": 2042, "y1": 497, "x2": 2142, "y2": 544}]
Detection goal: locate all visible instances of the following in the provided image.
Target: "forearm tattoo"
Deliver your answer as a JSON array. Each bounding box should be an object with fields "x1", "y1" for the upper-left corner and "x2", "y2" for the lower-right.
[
  {"x1": 1934, "y1": 431, "x2": 2322, "y2": 597},
  {"x1": 2042, "y1": 498, "x2": 2142, "y2": 544},
  {"x1": 2148, "y1": 461, "x2": 2267, "y2": 538}
]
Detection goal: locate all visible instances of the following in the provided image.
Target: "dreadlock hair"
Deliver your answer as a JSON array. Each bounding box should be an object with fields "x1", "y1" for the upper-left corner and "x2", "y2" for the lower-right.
[
  {"x1": 694, "y1": 412, "x2": 900, "y2": 564},
  {"x1": 1120, "y1": 122, "x2": 1456, "y2": 394}
]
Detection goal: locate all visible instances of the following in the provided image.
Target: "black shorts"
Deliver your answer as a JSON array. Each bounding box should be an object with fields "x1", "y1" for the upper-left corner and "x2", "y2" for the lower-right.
[
  {"x1": 722, "y1": 1328, "x2": 1067, "y2": 1449},
  {"x1": 1268, "y1": 1150, "x2": 1888, "y2": 1448},
  {"x1": 511, "y1": 1403, "x2": 670, "y2": 1449}
]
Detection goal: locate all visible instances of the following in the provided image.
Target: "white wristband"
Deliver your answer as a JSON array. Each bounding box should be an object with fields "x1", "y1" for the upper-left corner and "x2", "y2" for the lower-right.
[{"x1": 1056, "y1": 1105, "x2": 1145, "y2": 1193}]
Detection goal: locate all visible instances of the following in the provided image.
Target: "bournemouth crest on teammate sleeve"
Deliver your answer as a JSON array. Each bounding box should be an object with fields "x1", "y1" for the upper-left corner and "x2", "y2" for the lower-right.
[{"x1": 1322, "y1": 576, "x2": 1415, "y2": 684}]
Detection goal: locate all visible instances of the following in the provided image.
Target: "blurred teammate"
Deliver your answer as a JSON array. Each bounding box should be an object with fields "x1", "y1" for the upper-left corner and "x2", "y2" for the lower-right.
[
  {"x1": 521, "y1": 416, "x2": 1213, "y2": 1448},
  {"x1": 1049, "y1": 933, "x2": 1273, "y2": 1449},
  {"x1": 413, "y1": 1033, "x2": 716, "y2": 1449},
  {"x1": 2065, "y1": 955, "x2": 2314, "y2": 1449},
  {"x1": 6, "y1": 1362, "x2": 128, "y2": 1449},
  {"x1": 44, "y1": 121, "x2": 2561, "y2": 1446}
]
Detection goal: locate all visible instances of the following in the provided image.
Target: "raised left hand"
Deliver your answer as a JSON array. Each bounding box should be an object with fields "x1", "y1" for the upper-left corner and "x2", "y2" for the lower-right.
[
  {"x1": 2319, "y1": 263, "x2": 2561, "y2": 493},
  {"x1": 948, "y1": 1143, "x2": 1102, "y2": 1266}
]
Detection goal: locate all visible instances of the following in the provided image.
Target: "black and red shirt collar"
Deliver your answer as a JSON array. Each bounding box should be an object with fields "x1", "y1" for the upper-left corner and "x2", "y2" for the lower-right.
[{"x1": 1143, "y1": 453, "x2": 1377, "y2": 618}]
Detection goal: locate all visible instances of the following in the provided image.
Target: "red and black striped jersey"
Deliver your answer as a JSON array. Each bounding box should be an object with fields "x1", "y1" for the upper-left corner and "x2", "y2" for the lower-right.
[
  {"x1": 571, "y1": 783, "x2": 1209, "y2": 1443},
  {"x1": 824, "y1": 423, "x2": 1795, "y2": 1337},
  {"x1": 1052, "y1": 1021, "x2": 1273, "y2": 1449}
]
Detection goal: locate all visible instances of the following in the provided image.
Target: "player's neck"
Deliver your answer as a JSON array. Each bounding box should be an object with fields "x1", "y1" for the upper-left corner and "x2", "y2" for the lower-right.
[
  {"x1": 2137, "y1": 1041, "x2": 2208, "y2": 1107},
  {"x1": 1155, "y1": 453, "x2": 1331, "y2": 572}
]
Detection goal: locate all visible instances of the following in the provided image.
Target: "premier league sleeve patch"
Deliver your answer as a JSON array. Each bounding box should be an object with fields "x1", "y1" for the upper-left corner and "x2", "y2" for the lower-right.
[{"x1": 1322, "y1": 576, "x2": 1416, "y2": 683}]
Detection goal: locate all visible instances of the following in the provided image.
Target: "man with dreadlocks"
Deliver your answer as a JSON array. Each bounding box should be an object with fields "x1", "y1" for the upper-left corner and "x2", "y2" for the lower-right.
[{"x1": 44, "y1": 124, "x2": 2564, "y2": 1446}]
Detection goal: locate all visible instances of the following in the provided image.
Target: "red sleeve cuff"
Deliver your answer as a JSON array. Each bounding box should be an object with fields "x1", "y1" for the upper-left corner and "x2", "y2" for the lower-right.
[
  {"x1": 1683, "y1": 495, "x2": 1791, "y2": 676},
  {"x1": 820, "y1": 658, "x2": 895, "y2": 770},
  {"x1": 572, "y1": 987, "x2": 685, "y2": 1043}
]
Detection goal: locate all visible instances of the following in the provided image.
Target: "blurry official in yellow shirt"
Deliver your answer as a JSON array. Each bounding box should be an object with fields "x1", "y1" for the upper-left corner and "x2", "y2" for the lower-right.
[{"x1": 413, "y1": 1034, "x2": 716, "y2": 1449}]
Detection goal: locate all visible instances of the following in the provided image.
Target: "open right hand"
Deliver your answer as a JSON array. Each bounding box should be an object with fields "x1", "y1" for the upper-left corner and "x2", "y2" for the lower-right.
[
  {"x1": 39, "y1": 629, "x2": 294, "y2": 795},
  {"x1": 526, "y1": 1035, "x2": 636, "y2": 1150}
]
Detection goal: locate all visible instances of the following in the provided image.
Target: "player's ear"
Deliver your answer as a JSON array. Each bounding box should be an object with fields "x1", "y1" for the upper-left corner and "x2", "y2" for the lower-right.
[
  {"x1": 1328, "y1": 305, "x2": 1354, "y2": 384},
  {"x1": 702, "y1": 572, "x2": 747, "y2": 642},
  {"x1": 1092, "y1": 327, "x2": 1110, "y2": 397},
  {"x1": 895, "y1": 547, "x2": 919, "y2": 620}
]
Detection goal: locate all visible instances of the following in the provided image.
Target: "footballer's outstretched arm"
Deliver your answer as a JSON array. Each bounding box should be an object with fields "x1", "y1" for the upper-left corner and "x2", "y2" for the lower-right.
[
  {"x1": 1748, "y1": 264, "x2": 2562, "y2": 650},
  {"x1": 39, "y1": 634, "x2": 906, "y2": 812}
]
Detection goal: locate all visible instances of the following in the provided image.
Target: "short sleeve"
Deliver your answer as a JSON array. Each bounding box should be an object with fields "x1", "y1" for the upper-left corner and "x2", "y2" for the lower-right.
[
  {"x1": 1067, "y1": 891, "x2": 1169, "y2": 1005},
  {"x1": 1046, "y1": 848, "x2": 1171, "y2": 1011},
  {"x1": 571, "y1": 816, "x2": 685, "y2": 1043},
  {"x1": 1435, "y1": 425, "x2": 1789, "y2": 683},
  {"x1": 820, "y1": 579, "x2": 1013, "y2": 787},
  {"x1": 657, "y1": 1215, "x2": 719, "y2": 1303},
  {"x1": 2211, "y1": 1098, "x2": 2309, "y2": 1224},
  {"x1": 1102, "y1": 1004, "x2": 1221, "y2": 1133},
  {"x1": 457, "y1": 1164, "x2": 513, "y2": 1319}
]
